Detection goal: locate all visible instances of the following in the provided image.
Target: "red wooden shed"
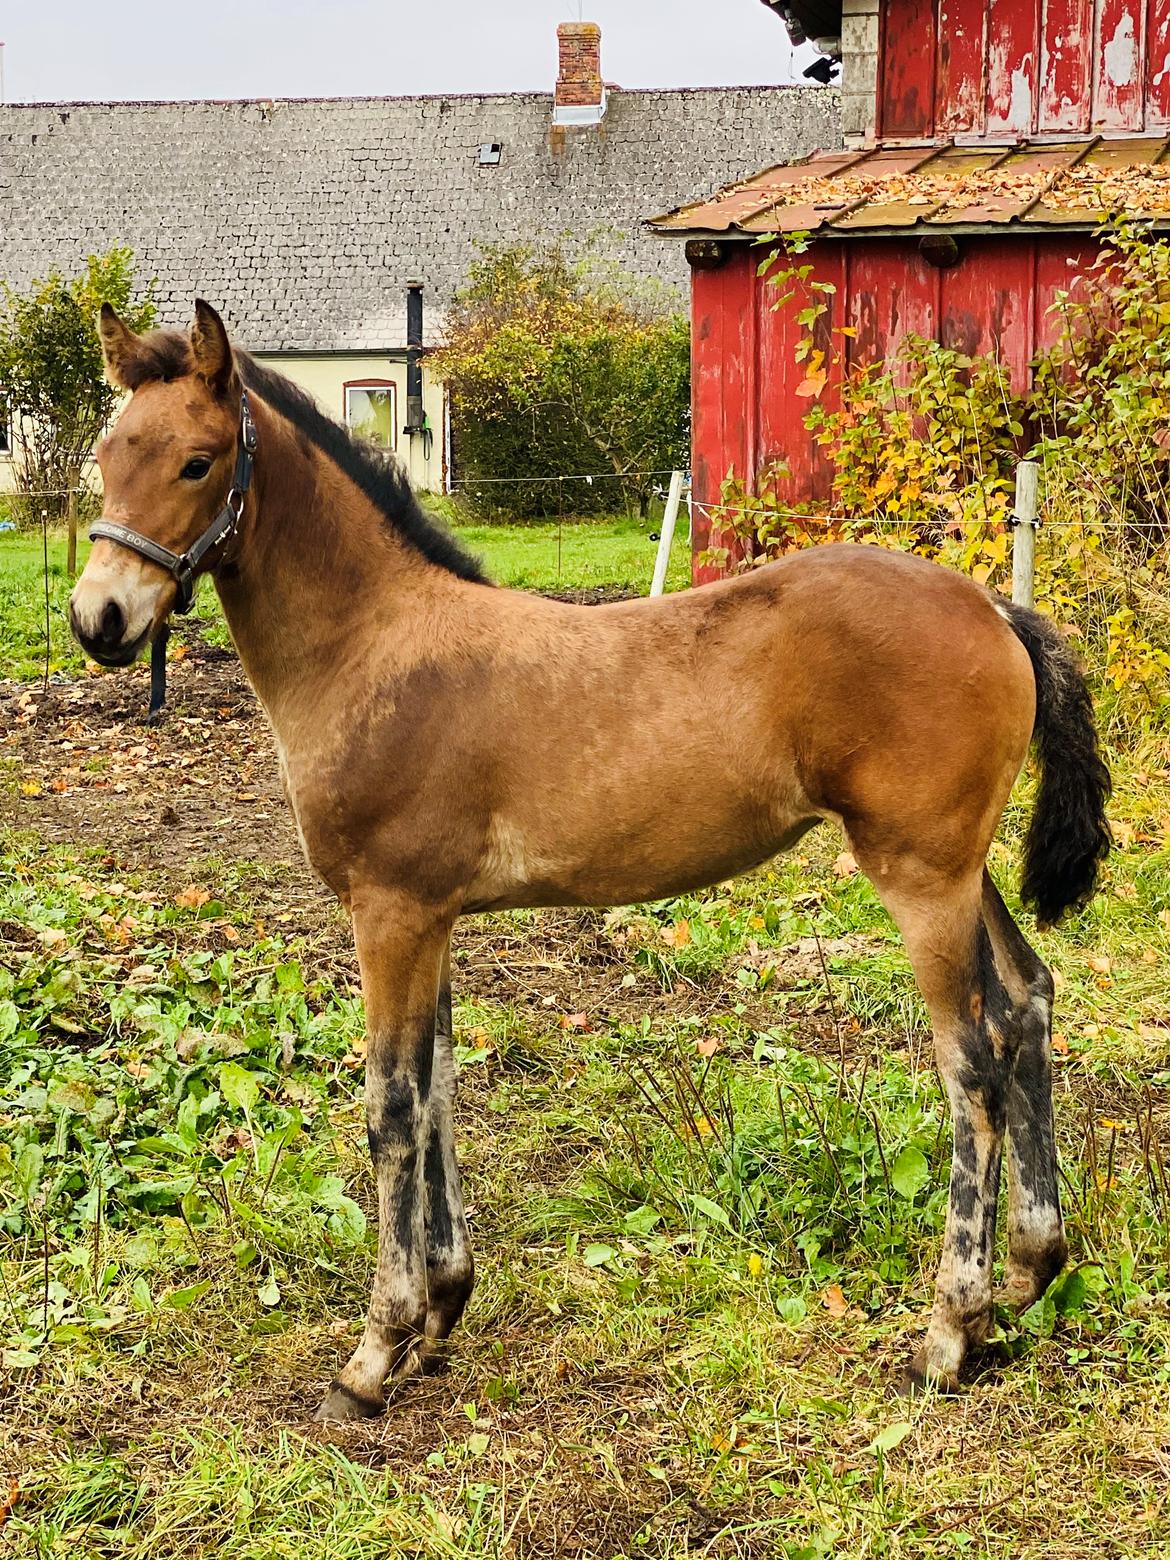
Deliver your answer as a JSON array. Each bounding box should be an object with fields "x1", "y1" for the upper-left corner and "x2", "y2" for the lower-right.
[{"x1": 654, "y1": 0, "x2": 1170, "y2": 581}]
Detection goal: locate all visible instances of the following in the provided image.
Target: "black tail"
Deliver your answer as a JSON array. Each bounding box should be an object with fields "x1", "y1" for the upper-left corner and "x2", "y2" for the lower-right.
[{"x1": 1005, "y1": 602, "x2": 1111, "y2": 927}]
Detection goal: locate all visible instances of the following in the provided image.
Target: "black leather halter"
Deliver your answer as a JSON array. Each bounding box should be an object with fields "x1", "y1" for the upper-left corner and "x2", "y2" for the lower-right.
[{"x1": 89, "y1": 390, "x2": 258, "y2": 616}]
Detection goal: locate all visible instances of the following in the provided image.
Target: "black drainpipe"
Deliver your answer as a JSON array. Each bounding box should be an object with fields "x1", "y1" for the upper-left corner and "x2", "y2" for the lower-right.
[{"x1": 404, "y1": 282, "x2": 425, "y2": 436}]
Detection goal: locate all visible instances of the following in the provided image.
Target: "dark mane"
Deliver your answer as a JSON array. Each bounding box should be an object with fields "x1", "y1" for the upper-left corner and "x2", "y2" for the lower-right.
[
  {"x1": 120, "y1": 329, "x2": 489, "y2": 584},
  {"x1": 237, "y1": 353, "x2": 489, "y2": 584}
]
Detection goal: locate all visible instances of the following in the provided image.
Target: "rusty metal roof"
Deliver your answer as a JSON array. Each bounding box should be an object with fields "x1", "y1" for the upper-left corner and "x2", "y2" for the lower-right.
[{"x1": 652, "y1": 136, "x2": 1170, "y2": 237}]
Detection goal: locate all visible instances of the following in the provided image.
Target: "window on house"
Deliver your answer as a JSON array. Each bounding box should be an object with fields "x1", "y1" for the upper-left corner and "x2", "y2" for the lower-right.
[{"x1": 344, "y1": 381, "x2": 397, "y2": 451}]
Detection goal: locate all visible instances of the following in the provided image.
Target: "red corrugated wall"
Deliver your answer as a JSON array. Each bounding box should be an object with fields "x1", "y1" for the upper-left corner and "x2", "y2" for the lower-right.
[
  {"x1": 690, "y1": 234, "x2": 1099, "y2": 583},
  {"x1": 877, "y1": 0, "x2": 1170, "y2": 139}
]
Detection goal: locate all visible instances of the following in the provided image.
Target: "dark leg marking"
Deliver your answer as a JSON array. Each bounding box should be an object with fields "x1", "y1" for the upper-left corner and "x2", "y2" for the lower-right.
[
  {"x1": 908, "y1": 920, "x2": 1022, "y2": 1390},
  {"x1": 422, "y1": 976, "x2": 475, "y2": 1350},
  {"x1": 425, "y1": 1132, "x2": 455, "y2": 1254},
  {"x1": 982, "y1": 873, "x2": 1067, "y2": 1308}
]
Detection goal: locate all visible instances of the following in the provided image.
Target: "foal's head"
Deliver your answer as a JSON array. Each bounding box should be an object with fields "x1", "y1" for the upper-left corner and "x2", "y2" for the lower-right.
[{"x1": 71, "y1": 301, "x2": 244, "y2": 665}]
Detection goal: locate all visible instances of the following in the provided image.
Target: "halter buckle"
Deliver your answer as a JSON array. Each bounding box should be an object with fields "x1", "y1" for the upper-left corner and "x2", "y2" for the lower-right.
[
  {"x1": 174, "y1": 558, "x2": 196, "y2": 615},
  {"x1": 241, "y1": 397, "x2": 257, "y2": 455}
]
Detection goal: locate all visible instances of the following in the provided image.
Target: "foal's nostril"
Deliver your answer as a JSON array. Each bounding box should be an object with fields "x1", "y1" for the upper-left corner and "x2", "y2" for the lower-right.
[{"x1": 99, "y1": 599, "x2": 127, "y2": 647}]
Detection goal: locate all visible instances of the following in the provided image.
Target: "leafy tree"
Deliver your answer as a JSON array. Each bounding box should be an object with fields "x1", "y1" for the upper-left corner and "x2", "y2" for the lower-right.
[
  {"x1": 0, "y1": 247, "x2": 156, "y2": 547},
  {"x1": 433, "y1": 242, "x2": 690, "y2": 518}
]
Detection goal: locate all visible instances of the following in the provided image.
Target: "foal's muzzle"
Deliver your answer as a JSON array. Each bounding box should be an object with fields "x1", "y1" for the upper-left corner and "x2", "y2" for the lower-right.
[{"x1": 69, "y1": 596, "x2": 151, "y2": 667}]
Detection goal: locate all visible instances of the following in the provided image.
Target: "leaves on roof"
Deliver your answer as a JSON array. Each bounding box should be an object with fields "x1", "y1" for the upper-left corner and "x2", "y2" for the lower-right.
[{"x1": 669, "y1": 145, "x2": 1170, "y2": 232}]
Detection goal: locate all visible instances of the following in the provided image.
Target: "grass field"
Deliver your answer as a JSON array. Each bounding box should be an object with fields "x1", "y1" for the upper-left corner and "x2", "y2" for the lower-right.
[
  {"x1": 2, "y1": 526, "x2": 1170, "y2": 1557},
  {"x1": 0, "y1": 512, "x2": 689, "y2": 682}
]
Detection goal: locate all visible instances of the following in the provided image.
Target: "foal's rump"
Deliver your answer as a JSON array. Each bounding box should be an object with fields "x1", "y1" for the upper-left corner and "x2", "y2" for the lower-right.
[
  {"x1": 717, "y1": 544, "x2": 1109, "y2": 926},
  {"x1": 750, "y1": 545, "x2": 1040, "y2": 857}
]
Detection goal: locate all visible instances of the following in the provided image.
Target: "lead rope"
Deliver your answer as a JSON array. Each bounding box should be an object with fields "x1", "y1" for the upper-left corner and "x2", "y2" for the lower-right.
[{"x1": 148, "y1": 624, "x2": 170, "y2": 724}]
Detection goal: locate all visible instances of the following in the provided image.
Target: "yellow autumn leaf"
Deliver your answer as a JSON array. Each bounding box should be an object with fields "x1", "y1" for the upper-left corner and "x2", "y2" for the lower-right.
[{"x1": 660, "y1": 919, "x2": 692, "y2": 948}]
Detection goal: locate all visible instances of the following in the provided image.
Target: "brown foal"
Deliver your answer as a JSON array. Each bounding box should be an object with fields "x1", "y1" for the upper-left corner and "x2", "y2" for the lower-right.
[{"x1": 71, "y1": 303, "x2": 1110, "y2": 1419}]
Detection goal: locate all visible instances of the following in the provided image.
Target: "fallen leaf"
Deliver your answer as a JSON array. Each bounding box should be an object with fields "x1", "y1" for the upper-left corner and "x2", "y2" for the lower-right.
[
  {"x1": 660, "y1": 919, "x2": 692, "y2": 948},
  {"x1": 820, "y1": 1283, "x2": 851, "y2": 1318},
  {"x1": 869, "y1": 1421, "x2": 913, "y2": 1456},
  {"x1": 1051, "y1": 1032, "x2": 1070, "y2": 1056},
  {"x1": 710, "y1": 1426, "x2": 743, "y2": 1454},
  {"x1": 559, "y1": 1011, "x2": 591, "y2": 1031},
  {"x1": 695, "y1": 1036, "x2": 721, "y2": 1058},
  {"x1": 0, "y1": 1474, "x2": 21, "y2": 1529},
  {"x1": 175, "y1": 884, "x2": 210, "y2": 910},
  {"x1": 1087, "y1": 955, "x2": 1112, "y2": 976},
  {"x1": 833, "y1": 851, "x2": 858, "y2": 879}
]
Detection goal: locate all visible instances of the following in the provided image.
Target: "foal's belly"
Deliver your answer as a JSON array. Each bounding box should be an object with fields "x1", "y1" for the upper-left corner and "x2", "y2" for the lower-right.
[{"x1": 461, "y1": 810, "x2": 822, "y2": 914}]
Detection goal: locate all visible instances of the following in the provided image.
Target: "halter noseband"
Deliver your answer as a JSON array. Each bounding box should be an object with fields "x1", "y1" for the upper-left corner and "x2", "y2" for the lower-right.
[{"x1": 89, "y1": 390, "x2": 258, "y2": 616}]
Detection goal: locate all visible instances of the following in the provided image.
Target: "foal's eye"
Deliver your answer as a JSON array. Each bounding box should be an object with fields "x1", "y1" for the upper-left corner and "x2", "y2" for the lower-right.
[{"x1": 180, "y1": 458, "x2": 212, "y2": 481}]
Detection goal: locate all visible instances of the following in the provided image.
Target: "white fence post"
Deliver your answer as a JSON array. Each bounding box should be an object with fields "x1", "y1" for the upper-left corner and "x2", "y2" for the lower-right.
[
  {"x1": 1011, "y1": 459, "x2": 1040, "y2": 609},
  {"x1": 650, "y1": 470, "x2": 687, "y2": 597}
]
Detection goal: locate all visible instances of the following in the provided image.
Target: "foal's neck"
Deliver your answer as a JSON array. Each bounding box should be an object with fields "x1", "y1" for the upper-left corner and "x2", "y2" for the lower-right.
[{"x1": 212, "y1": 396, "x2": 434, "y2": 725}]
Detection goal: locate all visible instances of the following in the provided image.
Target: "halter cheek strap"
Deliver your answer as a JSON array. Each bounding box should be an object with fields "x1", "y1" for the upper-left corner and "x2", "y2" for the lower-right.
[{"x1": 89, "y1": 390, "x2": 258, "y2": 616}]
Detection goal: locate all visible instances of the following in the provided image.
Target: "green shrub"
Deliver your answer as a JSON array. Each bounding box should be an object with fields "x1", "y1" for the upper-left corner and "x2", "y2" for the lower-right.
[{"x1": 433, "y1": 242, "x2": 690, "y2": 520}]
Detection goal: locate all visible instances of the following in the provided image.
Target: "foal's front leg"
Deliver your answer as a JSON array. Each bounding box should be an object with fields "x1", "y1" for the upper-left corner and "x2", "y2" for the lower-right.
[{"x1": 316, "y1": 890, "x2": 454, "y2": 1423}]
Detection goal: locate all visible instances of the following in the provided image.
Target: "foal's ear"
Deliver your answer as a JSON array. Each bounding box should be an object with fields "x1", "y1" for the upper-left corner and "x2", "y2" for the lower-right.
[
  {"x1": 190, "y1": 300, "x2": 237, "y2": 395},
  {"x1": 98, "y1": 303, "x2": 140, "y2": 391}
]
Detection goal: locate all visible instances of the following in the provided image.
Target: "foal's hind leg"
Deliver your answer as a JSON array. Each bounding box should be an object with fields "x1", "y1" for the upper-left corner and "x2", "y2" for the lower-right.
[
  {"x1": 419, "y1": 946, "x2": 475, "y2": 1368},
  {"x1": 853, "y1": 856, "x2": 1021, "y2": 1389},
  {"x1": 982, "y1": 873, "x2": 1067, "y2": 1310}
]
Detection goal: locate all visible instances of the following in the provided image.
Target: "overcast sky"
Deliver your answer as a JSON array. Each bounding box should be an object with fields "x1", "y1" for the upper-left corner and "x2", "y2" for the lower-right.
[{"x1": 0, "y1": 0, "x2": 818, "y2": 103}]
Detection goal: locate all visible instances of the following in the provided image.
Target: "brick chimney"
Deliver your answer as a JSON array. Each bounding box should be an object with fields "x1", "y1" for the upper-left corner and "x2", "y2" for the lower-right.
[{"x1": 554, "y1": 21, "x2": 606, "y2": 126}]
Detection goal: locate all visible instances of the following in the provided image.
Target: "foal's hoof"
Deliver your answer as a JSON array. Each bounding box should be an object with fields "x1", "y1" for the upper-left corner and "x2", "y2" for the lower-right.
[
  {"x1": 313, "y1": 1380, "x2": 385, "y2": 1423},
  {"x1": 995, "y1": 1249, "x2": 1068, "y2": 1314},
  {"x1": 896, "y1": 1355, "x2": 960, "y2": 1398}
]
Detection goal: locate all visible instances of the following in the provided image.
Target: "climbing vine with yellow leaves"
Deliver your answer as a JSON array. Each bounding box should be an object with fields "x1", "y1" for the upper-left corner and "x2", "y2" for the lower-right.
[{"x1": 704, "y1": 224, "x2": 1170, "y2": 719}]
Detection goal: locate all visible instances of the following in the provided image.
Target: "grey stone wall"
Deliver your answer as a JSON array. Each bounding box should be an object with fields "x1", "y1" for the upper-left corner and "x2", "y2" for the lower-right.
[{"x1": 0, "y1": 86, "x2": 840, "y2": 351}]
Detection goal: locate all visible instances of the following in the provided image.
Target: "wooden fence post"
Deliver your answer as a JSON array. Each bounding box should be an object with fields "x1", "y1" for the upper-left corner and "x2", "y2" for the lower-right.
[
  {"x1": 650, "y1": 471, "x2": 687, "y2": 597},
  {"x1": 66, "y1": 487, "x2": 79, "y2": 578},
  {"x1": 1011, "y1": 460, "x2": 1039, "y2": 610}
]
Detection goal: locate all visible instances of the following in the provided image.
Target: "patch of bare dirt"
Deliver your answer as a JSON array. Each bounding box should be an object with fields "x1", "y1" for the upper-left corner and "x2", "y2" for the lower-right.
[
  {"x1": 542, "y1": 585, "x2": 638, "y2": 607},
  {"x1": 1, "y1": 639, "x2": 302, "y2": 880}
]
